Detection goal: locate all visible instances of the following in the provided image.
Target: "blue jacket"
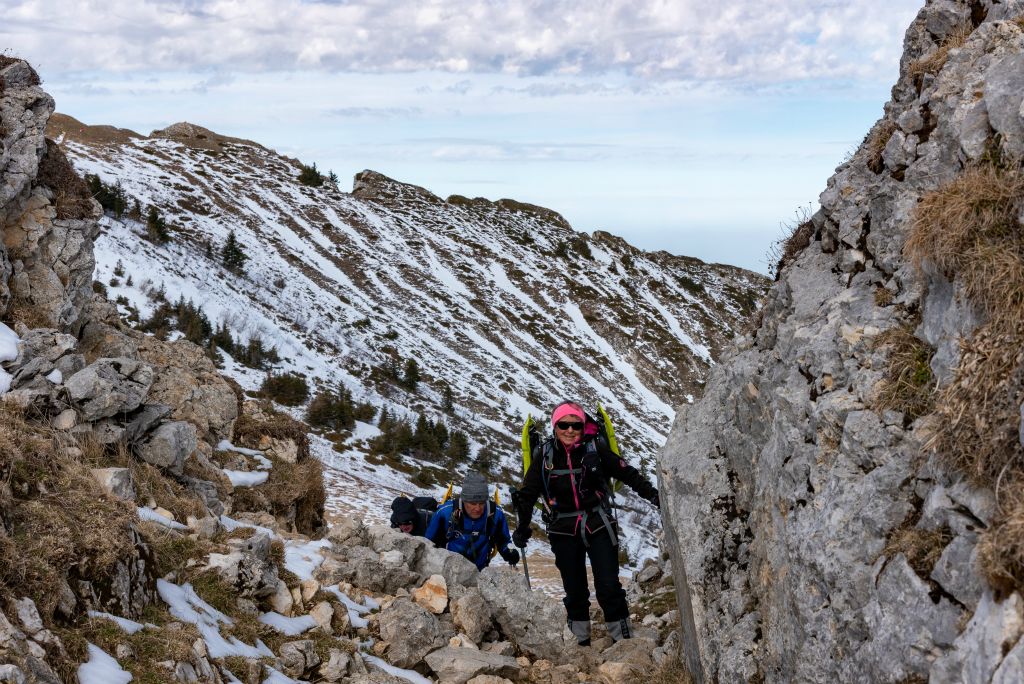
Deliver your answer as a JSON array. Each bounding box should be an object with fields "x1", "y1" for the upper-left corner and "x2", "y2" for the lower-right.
[{"x1": 425, "y1": 499, "x2": 514, "y2": 570}]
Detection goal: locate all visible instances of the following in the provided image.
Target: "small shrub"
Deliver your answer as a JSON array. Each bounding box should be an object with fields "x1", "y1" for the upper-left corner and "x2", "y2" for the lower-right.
[
  {"x1": 874, "y1": 287, "x2": 895, "y2": 307},
  {"x1": 768, "y1": 216, "x2": 815, "y2": 280},
  {"x1": 259, "y1": 372, "x2": 310, "y2": 406},
  {"x1": 91, "y1": 280, "x2": 108, "y2": 297},
  {"x1": 298, "y1": 163, "x2": 324, "y2": 187}
]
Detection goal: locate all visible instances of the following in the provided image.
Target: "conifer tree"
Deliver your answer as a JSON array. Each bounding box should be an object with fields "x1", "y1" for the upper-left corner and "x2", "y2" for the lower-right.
[
  {"x1": 221, "y1": 230, "x2": 248, "y2": 273},
  {"x1": 402, "y1": 358, "x2": 421, "y2": 391}
]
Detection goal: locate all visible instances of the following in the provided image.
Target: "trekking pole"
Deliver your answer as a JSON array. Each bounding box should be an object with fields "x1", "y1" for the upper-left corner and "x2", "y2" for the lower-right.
[{"x1": 510, "y1": 487, "x2": 532, "y2": 591}]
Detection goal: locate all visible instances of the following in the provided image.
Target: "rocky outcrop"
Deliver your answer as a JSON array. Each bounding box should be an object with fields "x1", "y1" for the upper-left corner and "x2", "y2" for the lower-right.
[{"x1": 660, "y1": 2, "x2": 1024, "y2": 682}]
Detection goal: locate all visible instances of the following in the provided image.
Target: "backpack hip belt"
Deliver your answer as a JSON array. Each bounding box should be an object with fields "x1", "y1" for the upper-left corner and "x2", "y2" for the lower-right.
[{"x1": 545, "y1": 501, "x2": 618, "y2": 548}]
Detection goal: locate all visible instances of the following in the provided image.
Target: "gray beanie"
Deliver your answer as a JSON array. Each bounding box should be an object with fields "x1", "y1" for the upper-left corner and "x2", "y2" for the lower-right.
[{"x1": 461, "y1": 471, "x2": 488, "y2": 502}]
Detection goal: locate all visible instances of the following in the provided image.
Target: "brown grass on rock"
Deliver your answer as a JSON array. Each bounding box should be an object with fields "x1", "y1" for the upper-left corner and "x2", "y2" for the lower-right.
[
  {"x1": 36, "y1": 138, "x2": 95, "y2": 220},
  {"x1": 233, "y1": 411, "x2": 310, "y2": 461},
  {"x1": 906, "y1": 157, "x2": 1024, "y2": 591},
  {"x1": 232, "y1": 454, "x2": 326, "y2": 537},
  {"x1": 978, "y1": 486, "x2": 1024, "y2": 597},
  {"x1": 0, "y1": 403, "x2": 137, "y2": 616},
  {"x1": 131, "y1": 459, "x2": 207, "y2": 521},
  {"x1": 873, "y1": 324, "x2": 936, "y2": 420},
  {"x1": 885, "y1": 525, "x2": 953, "y2": 579},
  {"x1": 865, "y1": 119, "x2": 898, "y2": 174},
  {"x1": 769, "y1": 218, "x2": 815, "y2": 281},
  {"x1": 906, "y1": 22, "x2": 973, "y2": 79}
]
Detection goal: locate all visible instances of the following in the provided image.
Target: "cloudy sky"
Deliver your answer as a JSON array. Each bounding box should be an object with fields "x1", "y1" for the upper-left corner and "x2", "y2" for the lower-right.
[{"x1": 3, "y1": 0, "x2": 923, "y2": 272}]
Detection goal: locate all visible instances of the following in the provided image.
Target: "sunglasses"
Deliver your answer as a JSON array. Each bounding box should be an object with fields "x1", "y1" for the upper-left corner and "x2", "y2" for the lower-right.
[{"x1": 555, "y1": 421, "x2": 584, "y2": 431}]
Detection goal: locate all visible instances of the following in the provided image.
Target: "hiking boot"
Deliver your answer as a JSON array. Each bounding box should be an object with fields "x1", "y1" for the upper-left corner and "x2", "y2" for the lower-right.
[
  {"x1": 606, "y1": 618, "x2": 632, "y2": 642},
  {"x1": 568, "y1": 619, "x2": 592, "y2": 645}
]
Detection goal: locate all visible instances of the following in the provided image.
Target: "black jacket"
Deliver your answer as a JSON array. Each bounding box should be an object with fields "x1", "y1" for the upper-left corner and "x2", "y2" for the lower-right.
[{"x1": 516, "y1": 434, "x2": 657, "y2": 537}]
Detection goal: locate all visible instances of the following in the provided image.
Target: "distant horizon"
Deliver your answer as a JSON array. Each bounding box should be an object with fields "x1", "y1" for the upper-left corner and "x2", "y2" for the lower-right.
[{"x1": 7, "y1": 0, "x2": 924, "y2": 274}]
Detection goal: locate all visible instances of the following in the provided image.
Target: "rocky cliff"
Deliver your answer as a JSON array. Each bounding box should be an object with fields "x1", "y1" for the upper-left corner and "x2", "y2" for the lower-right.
[{"x1": 660, "y1": 1, "x2": 1024, "y2": 682}]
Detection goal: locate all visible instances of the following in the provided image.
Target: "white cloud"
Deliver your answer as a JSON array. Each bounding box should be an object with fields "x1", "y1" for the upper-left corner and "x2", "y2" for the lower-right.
[{"x1": 3, "y1": 0, "x2": 921, "y2": 83}]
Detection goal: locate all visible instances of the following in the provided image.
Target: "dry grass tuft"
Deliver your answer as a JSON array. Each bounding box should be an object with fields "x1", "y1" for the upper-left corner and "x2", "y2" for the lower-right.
[
  {"x1": 232, "y1": 454, "x2": 326, "y2": 537},
  {"x1": 906, "y1": 22, "x2": 973, "y2": 79},
  {"x1": 58, "y1": 605, "x2": 203, "y2": 684},
  {"x1": 2, "y1": 295, "x2": 54, "y2": 329},
  {"x1": 874, "y1": 286, "x2": 895, "y2": 307},
  {"x1": 36, "y1": 138, "x2": 94, "y2": 220},
  {"x1": 978, "y1": 486, "x2": 1024, "y2": 597},
  {"x1": 233, "y1": 411, "x2": 310, "y2": 461},
  {"x1": 0, "y1": 403, "x2": 137, "y2": 616},
  {"x1": 131, "y1": 458, "x2": 207, "y2": 521},
  {"x1": 768, "y1": 214, "x2": 816, "y2": 281},
  {"x1": 865, "y1": 119, "x2": 898, "y2": 174},
  {"x1": 874, "y1": 324, "x2": 936, "y2": 420},
  {"x1": 906, "y1": 161, "x2": 1024, "y2": 482},
  {"x1": 631, "y1": 657, "x2": 694, "y2": 684},
  {"x1": 885, "y1": 526, "x2": 953, "y2": 578},
  {"x1": 906, "y1": 157, "x2": 1024, "y2": 590}
]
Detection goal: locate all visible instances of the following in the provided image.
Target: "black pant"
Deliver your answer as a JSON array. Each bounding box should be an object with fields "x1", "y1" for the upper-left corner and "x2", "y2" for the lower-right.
[{"x1": 550, "y1": 529, "x2": 628, "y2": 622}]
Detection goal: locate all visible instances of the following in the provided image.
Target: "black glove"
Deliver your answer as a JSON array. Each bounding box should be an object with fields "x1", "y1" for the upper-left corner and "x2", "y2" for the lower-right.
[
  {"x1": 501, "y1": 547, "x2": 521, "y2": 567},
  {"x1": 650, "y1": 492, "x2": 660, "y2": 509},
  {"x1": 512, "y1": 525, "x2": 532, "y2": 548}
]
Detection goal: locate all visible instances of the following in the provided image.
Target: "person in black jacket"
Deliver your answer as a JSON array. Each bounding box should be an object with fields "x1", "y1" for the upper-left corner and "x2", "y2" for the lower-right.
[
  {"x1": 389, "y1": 495, "x2": 435, "y2": 537},
  {"x1": 512, "y1": 401, "x2": 659, "y2": 646}
]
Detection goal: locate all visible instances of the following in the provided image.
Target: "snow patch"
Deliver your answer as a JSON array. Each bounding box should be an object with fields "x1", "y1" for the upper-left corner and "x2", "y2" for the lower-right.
[{"x1": 77, "y1": 643, "x2": 133, "y2": 684}]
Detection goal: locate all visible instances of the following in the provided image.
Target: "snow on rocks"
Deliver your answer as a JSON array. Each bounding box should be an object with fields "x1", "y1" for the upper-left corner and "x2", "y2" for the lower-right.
[{"x1": 0, "y1": 322, "x2": 20, "y2": 394}]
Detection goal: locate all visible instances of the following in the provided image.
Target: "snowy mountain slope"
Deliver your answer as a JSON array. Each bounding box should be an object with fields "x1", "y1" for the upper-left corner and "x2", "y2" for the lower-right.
[{"x1": 50, "y1": 113, "x2": 767, "y2": 567}]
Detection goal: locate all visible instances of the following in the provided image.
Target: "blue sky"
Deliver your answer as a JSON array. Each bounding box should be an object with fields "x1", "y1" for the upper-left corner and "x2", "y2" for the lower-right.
[{"x1": 3, "y1": 0, "x2": 923, "y2": 272}]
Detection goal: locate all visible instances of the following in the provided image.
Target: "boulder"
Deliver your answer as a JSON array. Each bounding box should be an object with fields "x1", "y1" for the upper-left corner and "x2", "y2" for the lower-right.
[
  {"x1": 477, "y1": 567, "x2": 572, "y2": 661},
  {"x1": 378, "y1": 598, "x2": 446, "y2": 669},
  {"x1": 319, "y1": 649, "x2": 352, "y2": 682},
  {"x1": 136, "y1": 336, "x2": 238, "y2": 442},
  {"x1": 413, "y1": 574, "x2": 449, "y2": 614},
  {"x1": 279, "y1": 639, "x2": 320, "y2": 678},
  {"x1": 137, "y1": 421, "x2": 196, "y2": 475},
  {"x1": 90, "y1": 468, "x2": 136, "y2": 500},
  {"x1": 65, "y1": 357, "x2": 152, "y2": 420},
  {"x1": 205, "y1": 535, "x2": 279, "y2": 599},
  {"x1": 423, "y1": 647, "x2": 522, "y2": 684},
  {"x1": 452, "y1": 589, "x2": 493, "y2": 644}
]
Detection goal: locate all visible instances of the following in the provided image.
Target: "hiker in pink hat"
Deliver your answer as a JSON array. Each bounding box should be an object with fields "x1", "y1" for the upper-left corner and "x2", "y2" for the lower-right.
[{"x1": 512, "y1": 401, "x2": 659, "y2": 646}]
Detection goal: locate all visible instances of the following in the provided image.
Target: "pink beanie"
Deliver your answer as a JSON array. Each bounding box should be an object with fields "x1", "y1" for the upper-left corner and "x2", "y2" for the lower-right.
[{"x1": 551, "y1": 402, "x2": 585, "y2": 427}]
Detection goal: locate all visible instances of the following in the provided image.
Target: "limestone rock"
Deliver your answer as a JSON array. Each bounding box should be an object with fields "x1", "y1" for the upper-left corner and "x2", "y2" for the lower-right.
[
  {"x1": 137, "y1": 421, "x2": 197, "y2": 475},
  {"x1": 452, "y1": 589, "x2": 493, "y2": 644},
  {"x1": 478, "y1": 567, "x2": 572, "y2": 661},
  {"x1": 13, "y1": 599, "x2": 43, "y2": 636},
  {"x1": 319, "y1": 648, "x2": 352, "y2": 682},
  {"x1": 65, "y1": 357, "x2": 153, "y2": 420},
  {"x1": 378, "y1": 597, "x2": 446, "y2": 669},
  {"x1": 424, "y1": 646, "x2": 522, "y2": 684},
  {"x1": 931, "y1": 592, "x2": 1024, "y2": 682},
  {"x1": 136, "y1": 336, "x2": 238, "y2": 442},
  {"x1": 90, "y1": 467, "x2": 136, "y2": 500},
  {"x1": 413, "y1": 574, "x2": 449, "y2": 614},
  {"x1": 279, "y1": 639, "x2": 320, "y2": 678}
]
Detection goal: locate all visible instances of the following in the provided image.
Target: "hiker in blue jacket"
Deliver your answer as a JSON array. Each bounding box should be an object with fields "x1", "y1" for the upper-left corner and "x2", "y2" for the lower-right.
[{"x1": 425, "y1": 471, "x2": 520, "y2": 571}]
